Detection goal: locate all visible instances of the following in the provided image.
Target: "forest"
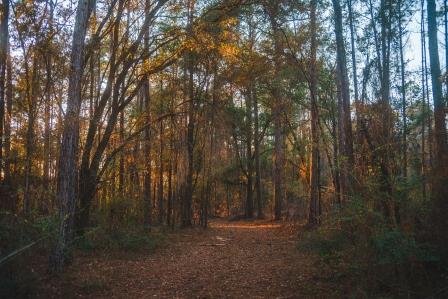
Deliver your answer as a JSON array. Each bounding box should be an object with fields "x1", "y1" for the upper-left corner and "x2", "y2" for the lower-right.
[{"x1": 0, "y1": 0, "x2": 447, "y2": 297}]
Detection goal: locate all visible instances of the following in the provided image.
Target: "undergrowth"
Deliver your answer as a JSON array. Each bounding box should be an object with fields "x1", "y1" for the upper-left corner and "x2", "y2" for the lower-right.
[
  {"x1": 0, "y1": 212, "x2": 56, "y2": 298},
  {"x1": 0, "y1": 197, "x2": 165, "y2": 298},
  {"x1": 299, "y1": 192, "x2": 448, "y2": 298},
  {"x1": 75, "y1": 225, "x2": 165, "y2": 253},
  {"x1": 75, "y1": 196, "x2": 166, "y2": 253}
]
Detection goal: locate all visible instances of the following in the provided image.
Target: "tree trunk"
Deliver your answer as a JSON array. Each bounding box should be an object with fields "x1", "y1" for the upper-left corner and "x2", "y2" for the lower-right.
[
  {"x1": 167, "y1": 148, "x2": 173, "y2": 226},
  {"x1": 4, "y1": 44, "x2": 11, "y2": 182},
  {"x1": 23, "y1": 54, "x2": 39, "y2": 216},
  {"x1": 427, "y1": 0, "x2": 448, "y2": 245},
  {"x1": 348, "y1": 0, "x2": 362, "y2": 177},
  {"x1": 348, "y1": 0, "x2": 358, "y2": 104},
  {"x1": 245, "y1": 89, "x2": 253, "y2": 218},
  {"x1": 309, "y1": 0, "x2": 320, "y2": 226},
  {"x1": 398, "y1": 0, "x2": 407, "y2": 179},
  {"x1": 119, "y1": 111, "x2": 125, "y2": 195},
  {"x1": 267, "y1": 2, "x2": 285, "y2": 221},
  {"x1": 49, "y1": 0, "x2": 95, "y2": 273},
  {"x1": 43, "y1": 1, "x2": 55, "y2": 186},
  {"x1": 378, "y1": 0, "x2": 396, "y2": 225},
  {"x1": 0, "y1": 0, "x2": 9, "y2": 181},
  {"x1": 332, "y1": 0, "x2": 354, "y2": 202},
  {"x1": 158, "y1": 119, "x2": 164, "y2": 225},
  {"x1": 253, "y1": 86, "x2": 263, "y2": 218},
  {"x1": 445, "y1": 0, "x2": 448, "y2": 105},
  {"x1": 142, "y1": 0, "x2": 152, "y2": 229},
  {"x1": 183, "y1": 0, "x2": 194, "y2": 227},
  {"x1": 143, "y1": 80, "x2": 152, "y2": 229},
  {"x1": 421, "y1": 0, "x2": 427, "y2": 201}
]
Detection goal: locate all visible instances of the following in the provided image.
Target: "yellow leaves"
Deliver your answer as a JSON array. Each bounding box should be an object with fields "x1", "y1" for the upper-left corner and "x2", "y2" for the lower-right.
[
  {"x1": 218, "y1": 43, "x2": 240, "y2": 63},
  {"x1": 182, "y1": 15, "x2": 240, "y2": 63}
]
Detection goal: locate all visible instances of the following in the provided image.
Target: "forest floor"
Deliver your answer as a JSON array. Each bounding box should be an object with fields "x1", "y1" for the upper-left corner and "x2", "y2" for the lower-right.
[{"x1": 38, "y1": 219, "x2": 341, "y2": 298}]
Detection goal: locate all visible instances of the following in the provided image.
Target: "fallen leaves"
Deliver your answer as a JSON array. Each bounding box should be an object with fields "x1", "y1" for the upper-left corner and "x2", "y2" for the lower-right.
[{"x1": 39, "y1": 219, "x2": 341, "y2": 298}]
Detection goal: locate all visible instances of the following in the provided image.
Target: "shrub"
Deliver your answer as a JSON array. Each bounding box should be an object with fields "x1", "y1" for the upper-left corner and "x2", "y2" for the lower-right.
[
  {"x1": 299, "y1": 196, "x2": 447, "y2": 298},
  {"x1": 0, "y1": 212, "x2": 57, "y2": 298}
]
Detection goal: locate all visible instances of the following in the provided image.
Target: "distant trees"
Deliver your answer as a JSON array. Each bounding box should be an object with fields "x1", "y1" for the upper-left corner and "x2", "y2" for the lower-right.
[{"x1": 0, "y1": 0, "x2": 446, "y2": 274}]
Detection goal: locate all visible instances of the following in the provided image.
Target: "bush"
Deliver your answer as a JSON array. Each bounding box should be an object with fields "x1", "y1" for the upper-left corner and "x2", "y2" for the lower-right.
[
  {"x1": 299, "y1": 196, "x2": 447, "y2": 298},
  {"x1": 0, "y1": 212, "x2": 57, "y2": 298},
  {"x1": 75, "y1": 199, "x2": 165, "y2": 253}
]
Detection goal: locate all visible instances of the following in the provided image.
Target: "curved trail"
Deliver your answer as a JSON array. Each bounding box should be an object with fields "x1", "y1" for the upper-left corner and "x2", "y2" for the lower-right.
[{"x1": 43, "y1": 220, "x2": 335, "y2": 298}]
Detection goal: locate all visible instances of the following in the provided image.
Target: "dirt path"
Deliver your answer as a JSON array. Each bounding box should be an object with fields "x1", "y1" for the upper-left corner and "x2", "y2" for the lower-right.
[{"x1": 42, "y1": 220, "x2": 337, "y2": 298}]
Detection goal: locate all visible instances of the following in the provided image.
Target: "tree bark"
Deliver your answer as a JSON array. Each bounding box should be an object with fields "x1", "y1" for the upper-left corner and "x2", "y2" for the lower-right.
[
  {"x1": 0, "y1": 0, "x2": 9, "y2": 181},
  {"x1": 183, "y1": 0, "x2": 195, "y2": 227},
  {"x1": 309, "y1": 0, "x2": 320, "y2": 226},
  {"x1": 348, "y1": 0, "x2": 358, "y2": 105},
  {"x1": 4, "y1": 44, "x2": 11, "y2": 182},
  {"x1": 445, "y1": 0, "x2": 448, "y2": 105},
  {"x1": 49, "y1": 0, "x2": 95, "y2": 273},
  {"x1": 158, "y1": 119, "x2": 164, "y2": 225},
  {"x1": 245, "y1": 89, "x2": 253, "y2": 218},
  {"x1": 398, "y1": 0, "x2": 407, "y2": 178},
  {"x1": 253, "y1": 86, "x2": 263, "y2": 218},
  {"x1": 332, "y1": 0, "x2": 354, "y2": 202},
  {"x1": 23, "y1": 53, "x2": 39, "y2": 216},
  {"x1": 43, "y1": 0, "x2": 55, "y2": 186},
  {"x1": 142, "y1": 68, "x2": 152, "y2": 229},
  {"x1": 421, "y1": 0, "x2": 427, "y2": 201},
  {"x1": 119, "y1": 111, "x2": 125, "y2": 195},
  {"x1": 267, "y1": 2, "x2": 285, "y2": 221},
  {"x1": 427, "y1": 0, "x2": 448, "y2": 245}
]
